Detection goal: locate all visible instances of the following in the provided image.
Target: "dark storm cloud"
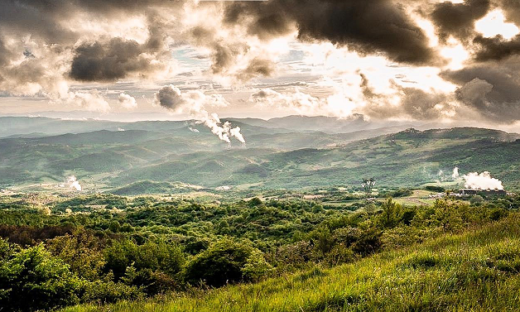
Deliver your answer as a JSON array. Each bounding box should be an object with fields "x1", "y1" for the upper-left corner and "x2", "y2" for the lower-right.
[
  {"x1": 442, "y1": 62, "x2": 520, "y2": 122},
  {"x1": 473, "y1": 35, "x2": 520, "y2": 61},
  {"x1": 0, "y1": 0, "x2": 77, "y2": 43},
  {"x1": 360, "y1": 73, "x2": 377, "y2": 99},
  {"x1": 69, "y1": 34, "x2": 168, "y2": 82},
  {"x1": 0, "y1": 0, "x2": 187, "y2": 46},
  {"x1": 225, "y1": 4, "x2": 293, "y2": 40},
  {"x1": 240, "y1": 58, "x2": 275, "y2": 80},
  {"x1": 430, "y1": 0, "x2": 490, "y2": 42},
  {"x1": 361, "y1": 76, "x2": 448, "y2": 120},
  {"x1": 194, "y1": 28, "x2": 275, "y2": 81},
  {"x1": 498, "y1": 0, "x2": 520, "y2": 26},
  {"x1": 154, "y1": 85, "x2": 185, "y2": 111},
  {"x1": 399, "y1": 88, "x2": 447, "y2": 120},
  {"x1": 224, "y1": 0, "x2": 435, "y2": 65},
  {"x1": 211, "y1": 44, "x2": 237, "y2": 75}
]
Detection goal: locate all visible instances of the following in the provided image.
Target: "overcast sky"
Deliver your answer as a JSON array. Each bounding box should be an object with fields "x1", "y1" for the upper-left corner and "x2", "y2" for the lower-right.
[{"x1": 1, "y1": 0, "x2": 520, "y2": 129}]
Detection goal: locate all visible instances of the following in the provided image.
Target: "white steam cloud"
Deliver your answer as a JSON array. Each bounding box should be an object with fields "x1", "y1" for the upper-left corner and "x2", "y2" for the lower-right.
[
  {"x1": 463, "y1": 171, "x2": 504, "y2": 190},
  {"x1": 154, "y1": 85, "x2": 246, "y2": 144},
  {"x1": 452, "y1": 167, "x2": 460, "y2": 179},
  {"x1": 67, "y1": 176, "x2": 82, "y2": 191}
]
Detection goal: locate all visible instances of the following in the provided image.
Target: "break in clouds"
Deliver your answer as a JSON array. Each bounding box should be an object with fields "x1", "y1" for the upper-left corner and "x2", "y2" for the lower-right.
[{"x1": 2, "y1": 0, "x2": 520, "y2": 125}]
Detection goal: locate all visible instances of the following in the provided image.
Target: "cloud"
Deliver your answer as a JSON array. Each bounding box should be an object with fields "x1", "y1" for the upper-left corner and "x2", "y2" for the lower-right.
[
  {"x1": 224, "y1": 0, "x2": 436, "y2": 64},
  {"x1": 443, "y1": 61, "x2": 520, "y2": 122},
  {"x1": 430, "y1": 0, "x2": 490, "y2": 42},
  {"x1": 457, "y1": 77, "x2": 494, "y2": 105},
  {"x1": 118, "y1": 93, "x2": 137, "y2": 109},
  {"x1": 154, "y1": 85, "x2": 185, "y2": 111},
  {"x1": 361, "y1": 86, "x2": 451, "y2": 120},
  {"x1": 69, "y1": 37, "x2": 170, "y2": 82},
  {"x1": 155, "y1": 85, "x2": 245, "y2": 143},
  {"x1": 250, "y1": 88, "x2": 321, "y2": 115},
  {"x1": 193, "y1": 32, "x2": 277, "y2": 84},
  {"x1": 68, "y1": 89, "x2": 111, "y2": 112},
  {"x1": 499, "y1": 0, "x2": 520, "y2": 26},
  {"x1": 0, "y1": 0, "x2": 519, "y2": 127},
  {"x1": 0, "y1": 2, "x2": 177, "y2": 101},
  {"x1": 473, "y1": 34, "x2": 520, "y2": 61}
]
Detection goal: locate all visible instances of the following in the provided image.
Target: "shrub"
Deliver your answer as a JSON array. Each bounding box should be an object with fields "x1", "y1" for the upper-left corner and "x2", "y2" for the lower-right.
[
  {"x1": 425, "y1": 185, "x2": 445, "y2": 192},
  {"x1": 378, "y1": 198, "x2": 403, "y2": 228},
  {"x1": 46, "y1": 230, "x2": 106, "y2": 281},
  {"x1": 325, "y1": 244, "x2": 356, "y2": 266},
  {"x1": 470, "y1": 195, "x2": 485, "y2": 205},
  {"x1": 184, "y1": 239, "x2": 255, "y2": 287},
  {"x1": 82, "y1": 279, "x2": 140, "y2": 304},
  {"x1": 0, "y1": 242, "x2": 86, "y2": 311},
  {"x1": 104, "y1": 239, "x2": 184, "y2": 290},
  {"x1": 241, "y1": 249, "x2": 274, "y2": 282}
]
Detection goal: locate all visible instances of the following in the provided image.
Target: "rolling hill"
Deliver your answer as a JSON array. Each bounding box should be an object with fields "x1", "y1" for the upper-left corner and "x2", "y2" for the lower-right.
[{"x1": 0, "y1": 117, "x2": 519, "y2": 191}]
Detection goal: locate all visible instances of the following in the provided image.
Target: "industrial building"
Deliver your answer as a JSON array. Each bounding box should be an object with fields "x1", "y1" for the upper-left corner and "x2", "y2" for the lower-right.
[{"x1": 460, "y1": 189, "x2": 507, "y2": 196}]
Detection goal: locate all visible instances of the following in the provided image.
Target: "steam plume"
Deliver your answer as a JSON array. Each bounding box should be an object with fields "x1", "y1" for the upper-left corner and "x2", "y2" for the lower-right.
[
  {"x1": 67, "y1": 176, "x2": 82, "y2": 191},
  {"x1": 154, "y1": 85, "x2": 246, "y2": 144},
  {"x1": 452, "y1": 167, "x2": 460, "y2": 179},
  {"x1": 463, "y1": 171, "x2": 503, "y2": 190}
]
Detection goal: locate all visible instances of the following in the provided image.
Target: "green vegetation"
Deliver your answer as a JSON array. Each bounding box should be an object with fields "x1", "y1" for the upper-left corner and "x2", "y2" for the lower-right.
[
  {"x1": 2, "y1": 118, "x2": 520, "y2": 311},
  {"x1": 1, "y1": 117, "x2": 520, "y2": 191},
  {"x1": 0, "y1": 191, "x2": 518, "y2": 311},
  {"x1": 62, "y1": 214, "x2": 520, "y2": 312}
]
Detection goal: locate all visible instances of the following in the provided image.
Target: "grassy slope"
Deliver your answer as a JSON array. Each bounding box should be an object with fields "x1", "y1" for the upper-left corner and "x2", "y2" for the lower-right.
[{"x1": 64, "y1": 215, "x2": 520, "y2": 312}]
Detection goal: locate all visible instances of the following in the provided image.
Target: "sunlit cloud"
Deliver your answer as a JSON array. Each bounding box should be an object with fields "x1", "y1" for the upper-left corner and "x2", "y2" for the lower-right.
[{"x1": 475, "y1": 9, "x2": 520, "y2": 40}]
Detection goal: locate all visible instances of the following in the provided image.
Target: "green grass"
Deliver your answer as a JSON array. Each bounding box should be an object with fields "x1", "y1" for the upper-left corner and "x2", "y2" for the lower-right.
[{"x1": 62, "y1": 215, "x2": 520, "y2": 312}]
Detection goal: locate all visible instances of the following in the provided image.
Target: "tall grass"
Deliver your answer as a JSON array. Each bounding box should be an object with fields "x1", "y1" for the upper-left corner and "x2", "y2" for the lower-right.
[{"x1": 63, "y1": 215, "x2": 520, "y2": 312}]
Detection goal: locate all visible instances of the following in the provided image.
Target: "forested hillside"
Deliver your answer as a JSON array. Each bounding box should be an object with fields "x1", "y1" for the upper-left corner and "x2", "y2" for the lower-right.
[{"x1": 1, "y1": 117, "x2": 519, "y2": 191}]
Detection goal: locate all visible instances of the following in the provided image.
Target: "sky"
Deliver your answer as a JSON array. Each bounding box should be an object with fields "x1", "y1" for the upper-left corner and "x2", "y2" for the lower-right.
[{"x1": 1, "y1": 0, "x2": 520, "y2": 131}]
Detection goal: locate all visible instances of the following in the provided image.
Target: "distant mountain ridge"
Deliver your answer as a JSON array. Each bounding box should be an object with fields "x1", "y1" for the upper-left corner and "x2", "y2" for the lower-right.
[{"x1": 1, "y1": 119, "x2": 519, "y2": 191}]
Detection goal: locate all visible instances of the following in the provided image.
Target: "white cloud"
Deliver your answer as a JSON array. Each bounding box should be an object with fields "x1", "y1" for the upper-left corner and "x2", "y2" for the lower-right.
[
  {"x1": 118, "y1": 93, "x2": 137, "y2": 109},
  {"x1": 68, "y1": 90, "x2": 111, "y2": 112}
]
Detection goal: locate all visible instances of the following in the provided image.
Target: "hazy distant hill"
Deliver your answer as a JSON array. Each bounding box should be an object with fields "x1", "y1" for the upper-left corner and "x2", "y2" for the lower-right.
[
  {"x1": 1, "y1": 117, "x2": 519, "y2": 191},
  {"x1": 0, "y1": 116, "x2": 414, "y2": 138}
]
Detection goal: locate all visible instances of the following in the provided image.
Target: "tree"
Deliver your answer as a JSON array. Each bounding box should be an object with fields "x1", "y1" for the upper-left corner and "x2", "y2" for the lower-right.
[
  {"x1": 362, "y1": 178, "x2": 376, "y2": 199},
  {"x1": 378, "y1": 198, "x2": 403, "y2": 228}
]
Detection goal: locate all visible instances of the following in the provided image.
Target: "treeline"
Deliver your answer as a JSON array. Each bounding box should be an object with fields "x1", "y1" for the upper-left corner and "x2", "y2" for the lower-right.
[{"x1": 0, "y1": 195, "x2": 518, "y2": 311}]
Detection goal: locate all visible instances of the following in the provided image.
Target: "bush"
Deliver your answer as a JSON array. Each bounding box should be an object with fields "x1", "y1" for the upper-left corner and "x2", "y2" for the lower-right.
[
  {"x1": 82, "y1": 279, "x2": 140, "y2": 304},
  {"x1": 425, "y1": 185, "x2": 445, "y2": 192},
  {"x1": 184, "y1": 239, "x2": 256, "y2": 287},
  {"x1": 470, "y1": 195, "x2": 484, "y2": 205},
  {"x1": 241, "y1": 249, "x2": 274, "y2": 282},
  {"x1": 378, "y1": 198, "x2": 403, "y2": 228},
  {"x1": 325, "y1": 244, "x2": 356, "y2": 266},
  {"x1": 104, "y1": 239, "x2": 184, "y2": 292},
  {"x1": 351, "y1": 227, "x2": 382, "y2": 256},
  {"x1": 46, "y1": 230, "x2": 106, "y2": 281},
  {"x1": 0, "y1": 242, "x2": 86, "y2": 311}
]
